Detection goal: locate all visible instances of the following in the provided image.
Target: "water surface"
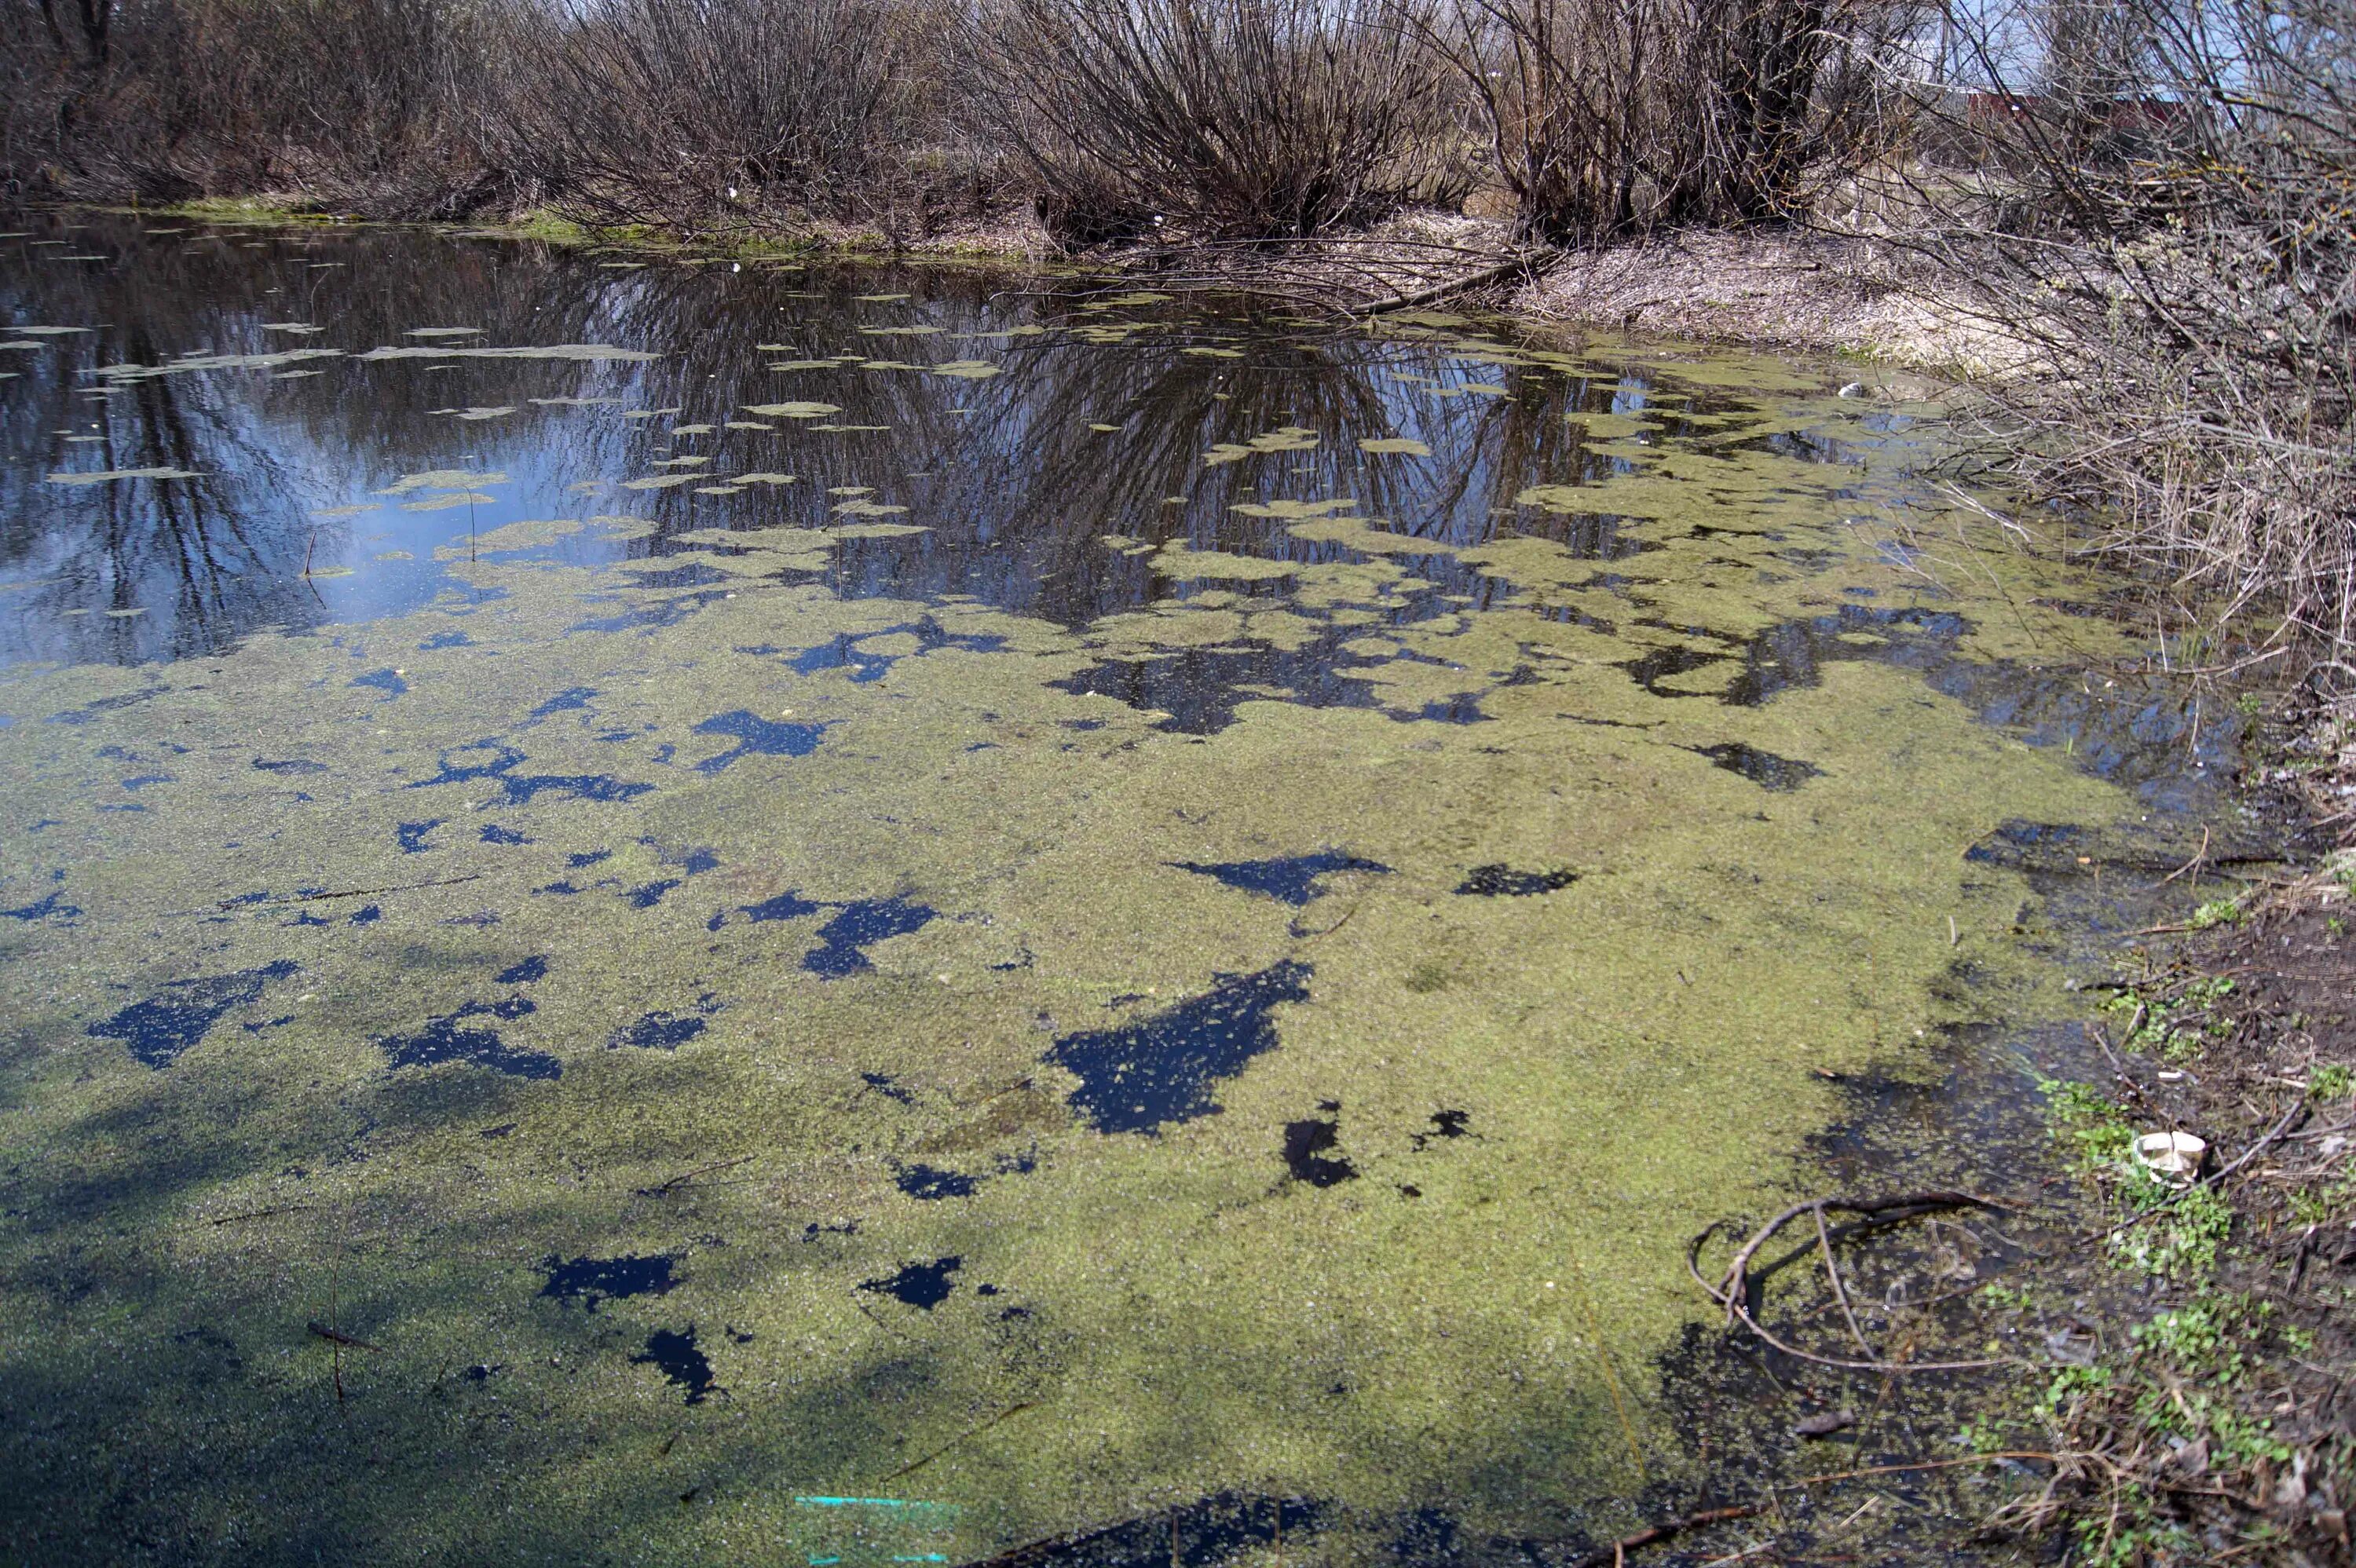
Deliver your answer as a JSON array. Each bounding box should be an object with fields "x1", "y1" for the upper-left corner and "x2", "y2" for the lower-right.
[{"x1": 0, "y1": 216, "x2": 2208, "y2": 1565}]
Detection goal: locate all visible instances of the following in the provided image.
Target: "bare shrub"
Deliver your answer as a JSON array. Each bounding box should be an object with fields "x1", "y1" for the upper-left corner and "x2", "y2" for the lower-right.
[
  {"x1": 5, "y1": 0, "x2": 206, "y2": 199},
  {"x1": 1915, "y1": 0, "x2": 2356, "y2": 654},
  {"x1": 1410, "y1": 0, "x2": 1925, "y2": 243},
  {"x1": 968, "y1": 0, "x2": 1471, "y2": 247},
  {"x1": 493, "y1": 0, "x2": 946, "y2": 231},
  {"x1": 2, "y1": 0, "x2": 510, "y2": 212}
]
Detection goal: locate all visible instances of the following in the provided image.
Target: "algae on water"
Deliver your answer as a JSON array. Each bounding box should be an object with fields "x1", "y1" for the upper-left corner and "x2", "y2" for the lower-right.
[{"x1": 0, "y1": 228, "x2": 2204, "y2": 1568}]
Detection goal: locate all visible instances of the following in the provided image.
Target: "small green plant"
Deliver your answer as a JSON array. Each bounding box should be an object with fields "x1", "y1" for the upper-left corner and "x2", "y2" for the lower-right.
[
  {"x1": 2186, "y1": 896, "x2": 2243, "y2": 930},
  {"x1": 2329, "y1": 850, "x2": 2356, "y2": 897},
  {"x1": 2237, "y1": 692, "x2": 2264, "y2": 717},
  {"x1": 2037, "y1": 1362, "x2": 2113, "y2": 1422},
  {"x1": 2182, "y1": 974, "x2": 2236, "y2": 1007},
  {"x1": 2042, "y1": 1078, "x2": 2135, "y2": 1164},
  {"x1": 2110, "y1": 1181, "x2": 2233, "y2": 1277},
  {"x1": 2310, "y1": 1062, "x2": 2352, "y2": 1102},
  {"x1": 2072, "y1": 1495, "x2": 2196, "y2": 1568},
  {"x1": 2288, "y1": 1166, "x2": 2356, "y2": 1225},
  {"x1": 1957, "y1": 1413, "x2": 2008, "y2": 1453},
  {"x1": 2107, "y1": 976, "x2": 2236, "y2": 1061},
  {"x1": 2131, "y1": 1296, "x2": 2237, "y2": 1376},
  {"x1": 2133, "y1": 1381, "x2": 2292, "y2": 1465}
]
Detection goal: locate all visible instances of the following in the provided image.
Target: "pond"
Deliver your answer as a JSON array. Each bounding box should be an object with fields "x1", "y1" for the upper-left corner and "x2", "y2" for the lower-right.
[{"x1": 0, "y1": 215, "x2": 2219, "y2": 1565}]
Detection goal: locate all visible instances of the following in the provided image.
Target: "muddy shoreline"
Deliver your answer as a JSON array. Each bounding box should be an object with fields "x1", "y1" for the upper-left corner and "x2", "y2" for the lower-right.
[{"x1": 1571, "y1": 685, "x2": 2356, "y2": 1568}]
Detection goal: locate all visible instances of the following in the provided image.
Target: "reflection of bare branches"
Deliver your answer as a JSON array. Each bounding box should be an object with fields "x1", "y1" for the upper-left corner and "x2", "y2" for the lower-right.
[
  {"x1": 3, "y1": 214, "x2": 1831, "y2": 667},
  {"x1": 1118, "y1": 234, "x2": 1540, "y2": 315}
]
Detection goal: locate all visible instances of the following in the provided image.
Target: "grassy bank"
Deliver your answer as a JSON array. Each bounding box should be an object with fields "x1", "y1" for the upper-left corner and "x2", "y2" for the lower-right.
[
  {"x1": 115, "y1": 192, "x2": 1995, "y2": 374},
  {"x1": 123, "y1": 195, "x2": 1053, "y2": 264}
]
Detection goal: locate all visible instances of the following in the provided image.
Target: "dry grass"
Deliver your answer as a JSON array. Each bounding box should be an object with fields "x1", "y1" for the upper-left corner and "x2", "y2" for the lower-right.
[
  {"x1": 1509, "y1": 226, "x2": 2029, "y2": 372},
  {"x1": 1898, "y1": 0, "x2": 2356, "y2": 667}
]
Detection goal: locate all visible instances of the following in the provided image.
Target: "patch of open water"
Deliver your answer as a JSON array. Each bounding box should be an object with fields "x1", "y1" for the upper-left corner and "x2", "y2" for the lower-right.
[{"x1": 0, "y1": 214, "x2": 2239, "y2": 1564}]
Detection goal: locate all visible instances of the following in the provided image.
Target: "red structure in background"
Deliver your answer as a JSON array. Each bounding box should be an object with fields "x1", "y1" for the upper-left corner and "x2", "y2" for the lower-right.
[{"x1": 1965, "y1": 92, "x2": 2192, "y2": 130}]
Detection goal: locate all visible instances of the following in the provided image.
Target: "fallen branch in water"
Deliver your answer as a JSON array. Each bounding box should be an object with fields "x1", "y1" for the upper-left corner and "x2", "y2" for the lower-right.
[
  {"x1": 1566, "y1": 1504, "x2": 1764, "y2": 1568},
  {"x1": 306, "y1": 1320, "x2": 382, "y2": 1351},
  {"x1": 201, "y1": 1203, "x2": 315, "y2": 1227},
  {"x1": 1794, "y1": 1451, "x2": 2062, "y2": 1486},
  {"x1": 1689, "y1": 1191, "x2": 2016, "y2": 1372},
  {"x1": 1347, "y1": 253, "x2": 1544, "y2": 316},
  {"x1": 635, "y1": 1154, "x2": 756, "y2": 1197},
  {"x1": 217, "y1": 873, "x2": 483, "y2": 909},
  {"x1": 882, "y1": 1400, "x2": 1037, "y2": 1482},
  {"x1": 1569, "y1": 1453, "x2": 2073, "y2": 1566}
]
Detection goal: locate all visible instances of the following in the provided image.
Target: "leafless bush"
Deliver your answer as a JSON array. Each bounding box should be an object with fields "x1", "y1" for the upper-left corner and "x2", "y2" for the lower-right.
[
  {"x1": 494, "y1": 0, "x2": 952, "y2": 231},
  {"x1": 5, "y1": 0, "x2": 1927, "y2": 251},
  {"x1": 1408, "y1": 0, "x2": 1925, "y2": 242},
  {"x1": 2, "y1": 0, "x2": 510, "y2": 212},
  {"x1": 968, "y1": 0, "x2": 1472, "y2": 247},
  {"x1": 5, "y1": 0, "x2": 209, "y2": 199},
  {"x1": 1913, "y1": 0, "x2": 2356, "y2": 655}
]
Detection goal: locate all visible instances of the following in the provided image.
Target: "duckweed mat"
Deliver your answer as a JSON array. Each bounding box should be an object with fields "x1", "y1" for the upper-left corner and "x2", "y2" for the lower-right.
[{"x1": 0, "y1": 214, "x2": 2219, "y2": 1565}]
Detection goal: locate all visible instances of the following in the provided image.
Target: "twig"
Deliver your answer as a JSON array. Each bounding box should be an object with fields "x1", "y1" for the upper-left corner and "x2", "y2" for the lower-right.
[
  {"x1": 635, "y1": 1154, "x2": 755, "y2": 1197},
  {"x1": 1567, "y1": 1505, "x2": 1765, "y2": 1568},
  {"x1": 2281, "y1": 1116, "x2": 2356, "y2": 1143},
  {"x1": 2158, "y1": 824, "x2": 2212, "y2": 885},
  {"x1": 307, "y1": 1321, "x2": 382, "y2": 1352},
  {"x1": 1813, "y1": 1202, "x2": 1878, "y2": 1361},
  {"x1": 1348, "y1": 254, "x2": 1542, "y2": 316},
  {"x1": 201, "y1": 1203, "x2": 314, "y2": 1226},
  {"x1": 1692, "y1": 1193, "x2": 2015, "y2": 1372},
  {"x1": 217, "y1": 872, "x2": 482, "y2": 909},
  {"x1": 1553, "y1": 1452, "x2": 2074, "y2": 1568},
  {"x1": 1794, "y1": 1451, "x2": 2062, "y2": 1486},
  {"x1": 1291, "y1": 901, "x2": 1360, "y2": 942},
  {"x1": 2206, "y1": 1098, "x2": 2307, "y2": 1188},
  {"x1": 851, "y1": 1298, "x2": 908, "y2": 1340},
  {"x1": 2085, "y1": 1019, "x2": 2155, "y2": 1113},
  {"x1": 881, "y1": 1401, "x2": 1037, "y2": 1482}
]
